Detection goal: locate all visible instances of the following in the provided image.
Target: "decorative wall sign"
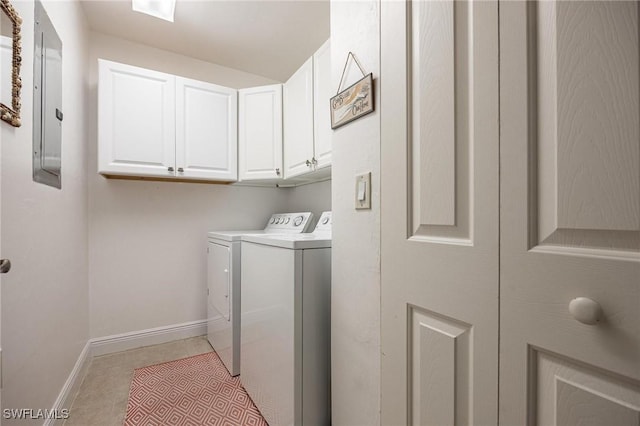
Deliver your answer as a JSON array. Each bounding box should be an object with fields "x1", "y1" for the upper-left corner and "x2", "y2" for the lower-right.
[{"x1": 330, "y1": 52, "x2": 374, "y2": 129}]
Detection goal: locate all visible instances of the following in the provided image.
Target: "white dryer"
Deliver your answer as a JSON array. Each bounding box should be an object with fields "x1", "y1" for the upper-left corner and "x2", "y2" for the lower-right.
[
  {"x1": 207, "y1": 212, "x2": 314, "y2": 377},
  {"x1": 240, "y1": 211, "x2": 332, "y2": 426}
]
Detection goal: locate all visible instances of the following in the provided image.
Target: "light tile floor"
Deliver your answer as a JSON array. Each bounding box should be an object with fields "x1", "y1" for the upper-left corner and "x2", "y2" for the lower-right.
[{"x1": 64, "y1": 336, "x2": 213, "y2": 426}]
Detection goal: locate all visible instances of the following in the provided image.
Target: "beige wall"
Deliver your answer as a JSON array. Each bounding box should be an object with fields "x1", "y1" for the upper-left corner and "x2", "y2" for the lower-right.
[
  {"x1": 1, "y1": 0, "x2": 90, "y2": 422},
  {"x1": 330, "y1": 1, "x2": 381, "y2": 424}
]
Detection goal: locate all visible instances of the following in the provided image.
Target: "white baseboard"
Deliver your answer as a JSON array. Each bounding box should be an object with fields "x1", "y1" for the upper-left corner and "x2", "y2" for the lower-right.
[
  {"x1": 45, "y1": 341, "x2": 92, "y2": 426},
  {"x1": 90, "y1": 319, "x2": 211, "y2": 357},
  {"x1": 47, "y1": 319, "x2": 217, "y2": 425}
]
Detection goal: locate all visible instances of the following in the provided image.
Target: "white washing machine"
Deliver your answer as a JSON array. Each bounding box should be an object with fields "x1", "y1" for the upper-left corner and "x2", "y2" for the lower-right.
[
  {"x1": 240, "y1": 211, "x2": 332, "y2": 426},
  {"x1": 207, "y1": 212, "x2": 314, "y2": 377}
]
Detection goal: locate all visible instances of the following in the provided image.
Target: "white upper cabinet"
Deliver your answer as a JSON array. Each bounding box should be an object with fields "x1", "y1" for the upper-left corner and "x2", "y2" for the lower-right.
[
  {"x1": 176, "y1": 77, "x2": 237, "y2": 181},
  {"x1": 313, "y1": 39, "x2": 332, "y2": 170},
  {"x1": 238, "y1": 84, "x2": 283, "y2": 181},
  {"x1": 283, "y1": 40, "x2": 332, "y2": 181},
  {"x1": 99, "y1": 59, "x2": 176, "y2": 178},
  {"x1": 283, "y1": 57, "x2": 315, "y2": 179},
  {"x1": 98, "y1": 59, "x2": 238, "y2": 182}
]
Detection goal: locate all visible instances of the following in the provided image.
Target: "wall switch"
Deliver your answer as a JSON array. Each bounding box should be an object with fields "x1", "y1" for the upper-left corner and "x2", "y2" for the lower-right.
[{"x1": 355, "y1": 172, "x2": 371, "y2": 209}]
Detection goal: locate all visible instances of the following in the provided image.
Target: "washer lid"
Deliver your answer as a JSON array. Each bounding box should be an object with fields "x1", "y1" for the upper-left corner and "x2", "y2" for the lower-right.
[
  {"x1": 207, "y1": 229, "x2": 267, "y2": 242},
  {"x1": 208, "y1": 212, "x2": 314, "y2": 242},
  {"x1": 241, "y1": 233, "x2": 332, "y2": 250}
]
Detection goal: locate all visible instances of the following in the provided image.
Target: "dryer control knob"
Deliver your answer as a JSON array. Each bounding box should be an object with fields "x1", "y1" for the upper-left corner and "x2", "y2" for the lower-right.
[
  {"x1": 270, "y1": 218, "x2": 276, "y2": 224},
  {"x1": 285, "y1": 217, "x2": 291, "y2": 224},
  {"x1": 294, "y1": 216, "x2": 304, "y2": 226},
  {"x1": 322, "y1": 217, "x2": 330, "y2": 225}
]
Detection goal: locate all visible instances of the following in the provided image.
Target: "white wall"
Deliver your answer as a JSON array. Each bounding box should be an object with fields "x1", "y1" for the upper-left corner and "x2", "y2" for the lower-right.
[
  {"x1": 0, "y1": 3, "x2": 332, "y2": 416},
  {"x1": 89, "y1": 32, "x2": 279, "y2": 89},
  {"x1": 1, "y1": 0, "x2": 90, "y2": 422},
  {"x1": 286, "y1": 180, "x2": 331, "y2": 220},
  {"x1": 87, "y1": 33, "x2": 302, "y2": 339},
  {"x1": 330, "y1": 1, "x2": 381, "y2": 424}
]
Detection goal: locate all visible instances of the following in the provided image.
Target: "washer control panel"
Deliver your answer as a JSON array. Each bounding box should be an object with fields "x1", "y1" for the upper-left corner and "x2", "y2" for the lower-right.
[
  {"x1": 265, "y1": 212, "x2": 314, "y2": 233},
  {"x1": 313, "y1": 211, "x2": 332, "y2": 234}
]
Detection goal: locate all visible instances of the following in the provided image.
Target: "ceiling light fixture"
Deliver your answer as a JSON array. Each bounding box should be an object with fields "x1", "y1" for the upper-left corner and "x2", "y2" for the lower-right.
[{"x1": 132, "y1": 0, "x2": 176, "y2": 23}]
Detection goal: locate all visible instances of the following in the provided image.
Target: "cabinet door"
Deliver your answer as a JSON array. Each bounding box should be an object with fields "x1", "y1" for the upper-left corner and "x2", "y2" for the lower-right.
[
  {"x1": 283, "y1": 57, "x2": 315, "y2": 179},
  {"x1": 98, "y1": 60, "x2": 176, "y2": 177},
  {"x1": 208, "y1": 242, "x2": 231, "y2": 321},
  {"x1": 238, "y1": 84, "x2": 283, "y2": 181},
  {"x1": 175, "y1": 77, "x2": 238, "y2": 181},
  {"x1": 313, "y1": 39, "x2": 332, "y2": 170}
]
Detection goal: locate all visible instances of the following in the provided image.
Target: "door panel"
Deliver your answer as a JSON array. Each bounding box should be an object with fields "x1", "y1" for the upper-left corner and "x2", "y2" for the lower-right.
[
  {"x1": 175, "y1": 77, "x2": 237, "y2": 181},
  {"x1": 98, "y1": 60, "x2": 175, "y2": 177},
  {"x1": 409, "y1": 308, "x2": 472, "y2": 425},
  {"x1": 283, "y1": 57, "x2": 314, "y2": 179},
  {"x1": 313, "y1": 39, "x2": 332, "y2": 170},
  {"x1": 238, "y1": 84, "x2": 283, "y2": 181},
  {"x1": 534, "y1": 1, "x2": 639, "y2": 251},
  {"x1": 380, "y1": 1, "x2": 499, "y2": 424},
  {"x1": 0, "y1": 66, "x2": 3, "y2": 411},
  {"x1": 536, "y1": 350, "x2": 640, "y2": 425},
  {"x1": 500, "y1": 1, "x2": 640, "y2": 424}
]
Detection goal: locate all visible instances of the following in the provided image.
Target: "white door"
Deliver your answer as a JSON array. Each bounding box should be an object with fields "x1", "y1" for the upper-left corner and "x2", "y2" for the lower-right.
[
  {"x1": 312, "y1": 39, "x2": 331, "y2": 170},
  {"x1": 0, "y1": 84, "x2": 3, "y2": 415},
  {"x1": 238, "y1": 84, "x2": 283, "y2": 181},
  {"x1": 283, "y1": 57, "x2": 314, "y2": 179},
  {"x1": 175, "y1": 77, "x2": 237, "y2": 181},
  {"x1": 208, "y1": 242, "x2": 230, "y2": 321},
  {"x1": 98, "y1": 59, "x2": 176, "y2": 178},
  {"x1": 500, "y1": 2, "x2": 640, "y2": 423},
  {"x1": 380, "y1": 1, "x2": 499, "y2": 424}
]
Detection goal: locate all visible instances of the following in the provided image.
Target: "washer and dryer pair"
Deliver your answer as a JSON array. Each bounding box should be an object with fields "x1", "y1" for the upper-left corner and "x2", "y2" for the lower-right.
[
  {"x1": 207, "y1": 212, "x2": 333, "y2": 426},
  {"x1": 206, "y1": 212, "x2": 314, "y2": 376}
]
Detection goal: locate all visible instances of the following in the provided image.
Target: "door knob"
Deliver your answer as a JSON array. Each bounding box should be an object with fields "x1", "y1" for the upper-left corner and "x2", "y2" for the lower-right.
[
  {"x1": 0, "y1": 259, "x2": 11, "y2": 274},
  {"x1": 569, "y1": 297, "x2": 602, "y2": 325},
  {"x1": 177, "y1": 167, "x2": 184, "y2": 173},
  {"x1": 168, "y1": 166, "x2": 174, "y2": 172}
]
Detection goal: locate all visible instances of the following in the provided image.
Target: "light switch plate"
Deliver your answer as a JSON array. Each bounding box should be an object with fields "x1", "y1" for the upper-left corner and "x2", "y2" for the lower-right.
[{"x1": 355, "y1": 172, "x2": 371, "y2": 210}]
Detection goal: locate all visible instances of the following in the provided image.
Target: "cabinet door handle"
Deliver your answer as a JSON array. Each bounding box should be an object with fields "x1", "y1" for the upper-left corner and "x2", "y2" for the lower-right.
[
  {"x1": 306, "y1": 159, "x2": 312, "y2": 167},
  {"x1": 168, "y1": 166, "x2": 174, "y2": 172},
  {"x1": 178, "y1": 167, "x2": 184, "y2": 173},
  {"x1": 312, "y1": 157, "x2": 318, "y2": 165},
  {"x1": 276, "y1": 168, "x2": 281, "y2": 176}
]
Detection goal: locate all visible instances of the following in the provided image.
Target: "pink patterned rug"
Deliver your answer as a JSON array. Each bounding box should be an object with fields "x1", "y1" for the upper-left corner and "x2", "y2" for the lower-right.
[{"x1": 124, "y1": 351, "x2": 268, "y2": 426}]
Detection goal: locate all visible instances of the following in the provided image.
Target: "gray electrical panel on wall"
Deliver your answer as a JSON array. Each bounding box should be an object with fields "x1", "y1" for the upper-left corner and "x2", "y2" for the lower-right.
[{"x1": 33, "y1": 0, "x2": 62, "y2": 189}]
